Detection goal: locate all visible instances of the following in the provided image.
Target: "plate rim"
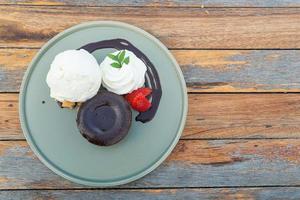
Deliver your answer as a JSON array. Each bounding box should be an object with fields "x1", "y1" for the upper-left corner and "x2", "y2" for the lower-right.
[{"x1": 19, "y1": 21, "x2": 188, "y2": 187}]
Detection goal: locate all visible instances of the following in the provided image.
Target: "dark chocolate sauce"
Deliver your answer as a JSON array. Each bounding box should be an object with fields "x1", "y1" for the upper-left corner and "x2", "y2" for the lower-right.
[{"x1": 79, "y1": 39, "x2": 162, "y2": 123}]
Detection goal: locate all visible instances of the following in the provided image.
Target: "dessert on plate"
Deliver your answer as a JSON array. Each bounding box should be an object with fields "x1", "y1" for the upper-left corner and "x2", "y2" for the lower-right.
[
  {"x1": 100, "y1": 50, "x2": 147, "y2": 95},
  {"x1": 46, "y1": 49, "x2": 102, "y2": 108},
  {"x1": 46, "y1": 39, "x2": 162, "y2": 146},
  {"x1": 77, "y1": 91, "x2": 132, "y2": 146}
]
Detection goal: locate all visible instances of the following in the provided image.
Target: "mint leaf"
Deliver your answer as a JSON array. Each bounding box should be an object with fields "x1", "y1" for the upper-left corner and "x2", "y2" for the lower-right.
[
  {"x1": 119, "y1": 50, "x2": 125, "y2": 62},
  {"x1": 123, "y1": 56, "x2": 129, "y2": 65},
  {"x1": 111, "y1": 62, "x2": 121, "y2": 68},
  {"x1": 108, "y1": 53, "x2": 118, "y2": 61},
  {"x1": 108, "y1": 50, "x2": 130, "y2": 69},
  {"x1": 116, "y1": 51, "x2": 121, "y2": 59}
]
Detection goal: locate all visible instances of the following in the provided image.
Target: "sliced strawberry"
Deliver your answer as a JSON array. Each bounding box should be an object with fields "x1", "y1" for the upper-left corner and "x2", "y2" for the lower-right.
[
  {"x1": 128, "y1": 92, "x2": 142, "y2": 108},
  {"x1": 139, "y1": 87, "x2": 152, "y2": 97},
  {"x1": 132, "y1": 95, "x2": 151, "y2": 112},
  {"x1": 125, "y1": 87, "x2": 152, "y2": 112},
  {"x1": 125, "y1": 91, "x2": 135, "y2": 103},
  {"x1": 125, "y1": 87, "x2": 152, "y2": 102}
]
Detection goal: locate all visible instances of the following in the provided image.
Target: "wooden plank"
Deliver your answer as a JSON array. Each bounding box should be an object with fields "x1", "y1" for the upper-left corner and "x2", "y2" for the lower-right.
[
  {"x1": 186, "y1": 93, "x2": 300, "y2": 139},
  {"x1": 0, "y1": 6, "x2": 300, "y2": 49},
  {"x1": 1, "y1": 139, "x2": 300, "y2": 188},
  {"x1": 3, "y1": 93, "x2": 300, "y2": 140},
  {"x1": 1, "y1": 49, "x2": 300, "y2": 93},
  {"x1": 2, "y1": 188, "x2": 300, "y2": 200},
  {"x1": 2, "y1": 0, "x2": 300, "y2": 7},
  {"x1": 0, "y1": 49, "x2": 34, "y2": 93},
  {"x1": 179, "y1": 50, "x2": 300, "y2": 92},
  {"x1": 0, "y1": 94, "x2": 20, "y2": 139}
]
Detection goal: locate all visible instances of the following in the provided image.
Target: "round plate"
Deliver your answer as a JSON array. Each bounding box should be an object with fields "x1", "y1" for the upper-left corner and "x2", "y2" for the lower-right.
[{"x1": 19, "y1": 21, "x2": 188, "y2": 186}]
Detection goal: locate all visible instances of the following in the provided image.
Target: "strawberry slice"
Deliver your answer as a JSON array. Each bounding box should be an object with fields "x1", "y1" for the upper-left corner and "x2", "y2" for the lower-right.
[
  {"x1": 139, "y1": 87, "x2": 152, "y2": 97},
  {"x1": 125, "y1": 87, "x2": 152, "y2": 112},
  {"x1": 125, "y1": 87, "x2": 152, "y2": 102},
  {"x1": 132, "y1": 94, "x2": 151, "y2": 112}
]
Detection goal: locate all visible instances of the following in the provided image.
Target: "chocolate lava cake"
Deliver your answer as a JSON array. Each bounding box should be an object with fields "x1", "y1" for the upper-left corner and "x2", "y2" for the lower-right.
[{"x1": 76, "y1": 91, "x2": 132, "y2": 146}]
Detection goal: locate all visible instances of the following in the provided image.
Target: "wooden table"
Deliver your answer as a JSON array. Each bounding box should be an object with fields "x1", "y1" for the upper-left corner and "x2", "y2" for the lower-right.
[{"x1": 1, "y1": 0, "x2": 300, "y2": 199}]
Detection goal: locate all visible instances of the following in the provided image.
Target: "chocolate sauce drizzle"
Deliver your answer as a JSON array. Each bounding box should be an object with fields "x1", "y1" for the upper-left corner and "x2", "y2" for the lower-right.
[{"x1": 79, "y1": 39, "x2": 162, "y2": 123}]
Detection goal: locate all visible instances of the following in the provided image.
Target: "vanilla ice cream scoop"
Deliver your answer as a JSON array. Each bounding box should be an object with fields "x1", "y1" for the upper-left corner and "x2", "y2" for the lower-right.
[
  {"x1": 100, "y1": 50, "x2": 147, "y2": 95},
  {"x1": 46, "y1": 49, "x2": 102, "y2": 103}
]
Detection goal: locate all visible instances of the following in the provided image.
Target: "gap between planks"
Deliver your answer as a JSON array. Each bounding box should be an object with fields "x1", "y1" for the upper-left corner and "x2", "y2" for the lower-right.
[
  {"x1": 3, "y1": 185, "x2": 300, "y2": 191},
  {"x1": 1, "y1": 4, "x2": 300, "y2": 9}
]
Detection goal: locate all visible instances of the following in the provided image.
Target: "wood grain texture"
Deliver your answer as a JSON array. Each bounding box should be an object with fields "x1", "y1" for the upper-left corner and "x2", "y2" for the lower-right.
[
  {"x1": 3, "y1": 93, "x2": 300, "y2": 140},
  {"x1": 0, "y1": 6, "x2": 300, "y2": 49},
  {"x1": 2, "y1": 188, "x2": 300, "y2": 200},
  {"x1": 179, "y1": 50, "x2": 300, "y2": 92},
  {"x1": 186, "y1": 93, "x2": 300, "y2": 139},
  {"x1": 1, "y1": 140, "x2": 300, "y2": 188},
  {"x1": 1, "y1": 49, "x2": 300, "y2": 92},
  {"x1": 0, "y1": 94, "x2": 20, "y2": 139},
  {"x1": 2, "y1": 0, "x2": 300, "y2": 7}
]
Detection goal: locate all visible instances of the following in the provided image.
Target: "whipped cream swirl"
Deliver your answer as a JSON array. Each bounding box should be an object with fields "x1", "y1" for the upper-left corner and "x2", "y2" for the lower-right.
[
  {"x1": 46, "y1": 49, "x2": 102, "y2": 102},
  {"x1": 100, "y1": 50, "x2": 147, "y2": 95}
]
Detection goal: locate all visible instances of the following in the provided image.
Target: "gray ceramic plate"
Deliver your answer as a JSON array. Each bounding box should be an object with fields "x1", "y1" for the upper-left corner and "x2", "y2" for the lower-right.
[{"x1": 19, "y1": 21, "x2": 188, "y2": 187}]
